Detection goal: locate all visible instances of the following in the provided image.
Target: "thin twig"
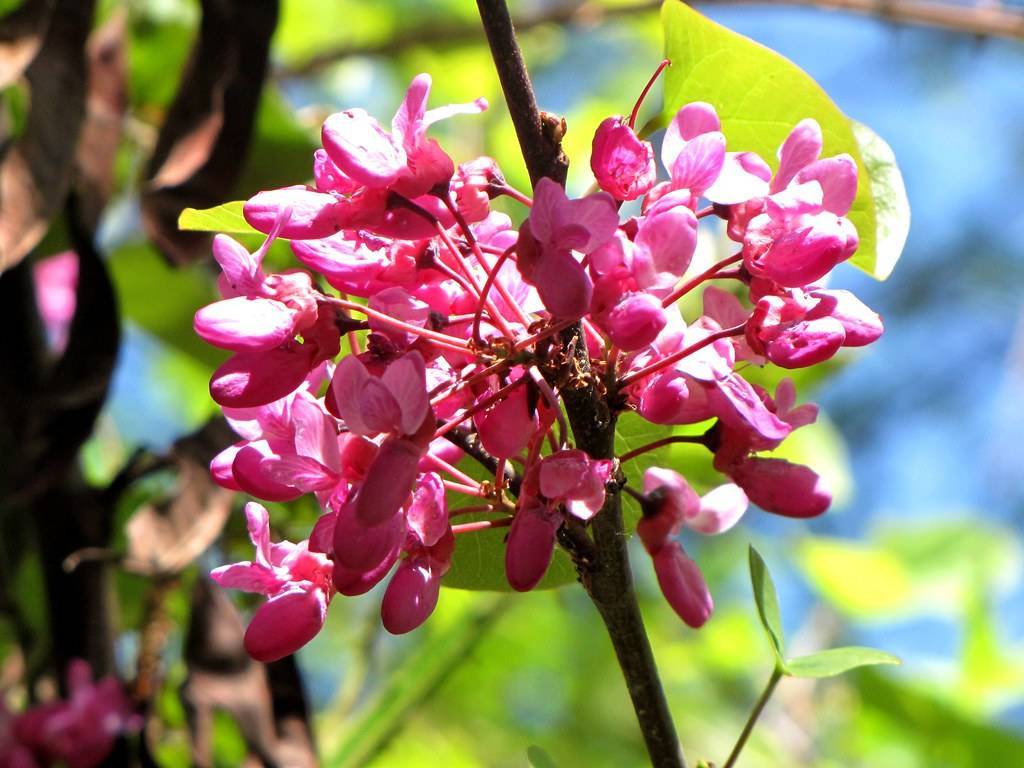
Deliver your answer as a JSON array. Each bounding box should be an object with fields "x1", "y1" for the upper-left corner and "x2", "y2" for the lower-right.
[
  {"x1": 476, "y1": 0, "x2": 570, "y2": 187},
  {"x1": 723, "y1": 666, "x2": 784, "y2": 768}
]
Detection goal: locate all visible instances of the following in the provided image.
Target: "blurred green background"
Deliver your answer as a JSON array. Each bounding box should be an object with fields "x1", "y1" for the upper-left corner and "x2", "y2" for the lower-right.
[{"x1": 12, "y1": 0, "x2": 1023, "y2": 765}]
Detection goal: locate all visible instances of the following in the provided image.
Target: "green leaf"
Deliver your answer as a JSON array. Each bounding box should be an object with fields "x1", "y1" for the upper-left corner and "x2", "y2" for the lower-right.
[
  {"x1": 661, "y1": 1, "x2": 903, "y2": 280},
  {"x1": 851, "y1": 121, "x2": 910, "y2": 280},
  {"x1": 784, "y1": 646, "x2": 901, "y2": 678},
  {"x1": 330, "y1": 595, "x2": 507, "y2": 767},
  {"x1": 178, "y1": 201, "x2": 258, "y2": 235},
  {"x1": 107, "y1": 242, "x2": 223, "y2": 368},
  {"x1": 527, "y1": 745, "x2": 561, "y2": 768},
  {"x1": 748, "y1": 545, "x2": 785, "y2": 662}
]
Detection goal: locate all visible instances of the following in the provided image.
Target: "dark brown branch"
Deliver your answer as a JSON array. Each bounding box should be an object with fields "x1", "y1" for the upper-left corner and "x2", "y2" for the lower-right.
[
  {"x1": 474, "y1": 5, "x2": 684, "y2": 760},
  {"x1": 277, "y1": 0, "x2": 1023, "y2": 79},
  {"x1": 476, "y1": 0, "x2": 569, "y2": 188}
]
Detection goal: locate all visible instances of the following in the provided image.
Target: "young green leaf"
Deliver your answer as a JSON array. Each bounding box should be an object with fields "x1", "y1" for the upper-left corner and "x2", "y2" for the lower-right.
[
  {"x1": 784, "y1": 646, "x2": 901, "y2": 678},
  {"x1": 661, "y1": 0, "x2": 905, "y2": 280},
  {"x1": 748, "y1": 545, "x2": 785, "y2": 662},
  {"x1": 178, "y1": 201, "x2": 259, "y2": 235},
  {"x1": 851, "y1": 121, "x2": 910, "y2": 281}
]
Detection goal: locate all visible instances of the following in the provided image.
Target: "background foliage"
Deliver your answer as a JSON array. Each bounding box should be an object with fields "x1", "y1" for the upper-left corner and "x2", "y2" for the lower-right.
[{"x1": 1, "y1": 0, "x2": 1022, "y2": 765}]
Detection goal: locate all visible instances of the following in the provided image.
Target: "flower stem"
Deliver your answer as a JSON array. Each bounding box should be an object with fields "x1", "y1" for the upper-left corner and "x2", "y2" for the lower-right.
[
  {"x1": 618, "y1": 434, "x2": 708, "y2": 464},
  {"x1": 722, "y1": 666, "x2": 784, "y2": 768},
  {"x1": 660, "y1": 252, "x2": 742, "y2": 308},
  {"x1": 617, "y1": 324, "x2": 745, "y2": 389}
]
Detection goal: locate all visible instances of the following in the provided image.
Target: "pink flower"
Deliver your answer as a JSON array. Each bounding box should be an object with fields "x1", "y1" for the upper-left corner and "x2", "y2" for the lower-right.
[
  {"x1": 11, "y1": 660, "x2": 139, "y2": 768},
  {"x1": 322, "y1": 73, "x2": 486, "y2": 199},
  {"x1": 659, "y1": 102, "x2": 769, "y2": 206},
  {"x1": 642, "y1": 467, "x2": 748, "y2": 536},
  {"x1": 730, "y1": 457, "x2": 831, "y2": 518},
  {"x1": 381, "y1": 501, "x2": 455, "y2": 635},
  {"x1": 743, "y1": 182, "x2": 859, "y2": 287},
  {"x1": 32, "y1": 251, "x2": 78, "y2": 355},
  {"x1": 330, "y1": 351, "x2": 430, "y2": 438},
  {"x1": 505, "y1": 495, "x2": 562, "y2": 593},
  {"x1": 211, "y1": 503, "x2": 333, "y2": 661},
  {"x1": 536, "y1": 449, "x2": 613, "y2": 521},
  {"x1": 635, "y1": 469, "x2": 736, "y2": 629},
  {"x1": 515, "y1": 178, "x2": 618, "y2": 319},
  {"x1": 590, "y1": 116, "x2": 656, "y2": 201}
]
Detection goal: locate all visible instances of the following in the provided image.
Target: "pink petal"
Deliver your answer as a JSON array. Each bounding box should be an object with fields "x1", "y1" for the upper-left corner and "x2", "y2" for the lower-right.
[
  {"x1": 243, "y1": 587, "x2": 327, "y2": 662},
  {"x1": 533, "y1": 251, "x2": 593, "y2": 320},
  {"x1": 687, "y1": 483, "x2": 748, "y2": 535},
  {"x1": 702, "y1": 285, "x2": 749, "y2": 328},
  {"x1": 670, "y1": 131, "x2": 725, "y2": 195},
  {"x1": 261, "y1": 454, "x2": 338, "y2": 493},
  {"x1": 309, "y1": 509, "x2": 337, "y2": 555},
  {"x1": 355, "y1": 437, "x2": 422, "y2": 525},
  {"x1": 598, "y1": 292, "x2": 666, "y2": 351},
  {"x1": 391, "y1": 73, "x2": 432, "y2": 149},
  {"x1": 313, "y1": 149, "x2": 360, "y2": 194},
  {"x1": 382, "y1": 352, "x2": 430, "y2": 436},
  {"x1": 358, "y1": 378, "x2": 404, "y2": 434},
  {"x1": 505, "y1": 498, "x2": 560, "y2": 592},
  {"x1": 704, "y1": 152, "x2": 771, "y2": 205},
  {"x1": 634, "y1": 191, "x2": 698, "y2": 289},
  {"x1": 652, "y1": 543, "x2": 713, "y2": 628},
  {"x1": 210, "y1": 562, "x2": 283, "y2": 595},
  {"x1": 210, "y1": 443, "x2": 244, "y2": 491},
  {"x1": 818, "y1": 289, "x2": 883, "y2": 347},
  {"x1": 381, "y1": 559, "x2": 443, "y2": 634},
  {"x1": 231, "y1": 442, "x2": 304, "y2": 502},
  {"x1": 565, "y1": 192, "x2": 619, "y2": 254},
  {"x1": 332, "y1": 499, "x2": 406, "y2": 573},
  {"x1": 332, "y1": 553, "x2": 399, "y2": 596},
  {"x1": 212, "y1": 234, "x2": 261, "y2": 296},
  {"x1": 406, "y1": 472, "x2": 448, "y2": 547},
  {"x1": 538, "y1": 450, "x2": 589, "y2": 499},
  {"x1": 732, "y1": 457, "x2": 831, "y2": 518},
  {"x1": 330, "y1": 355, "x2": 374, "y2": 435},
  {"x1": 244, "y1": 186, "x2": 342, "y2": 240},
  {"x1": 322, "y1": 109, "x2": 406, "y2": 188},
  {"x1": 244, "y1": 502, "x2": 274, "y2": 564},
  {"x1": 210, "y1": 346, "x2": 315, "y2": 408},
  {"x1": 712, "y1": 375, "x2": 793, "y2": 442},
  {"x1": 662, "y1": 101, "x2": 720, "y2": 170},
  {"x1": 474, "y1": 382, "x2": 538, "y2": 460},
  {"x1": 194, "y1": 296, "x2": 297, "y2": 352},
  {"x1": 796, "y1": 154, "x2": 858, "y2": 215},
  {"x1": 772, "y1": 118, "x2": 822, "y2": 193},
  {"x1": 765, "y1": 317, "x2": 846, "y2": 368},
  {"x1": 291, "y1": 395, "x2": 341, "y2": 472},
  {"x1": 590, "y1": 116, "x2": 657, "y2": 202}
]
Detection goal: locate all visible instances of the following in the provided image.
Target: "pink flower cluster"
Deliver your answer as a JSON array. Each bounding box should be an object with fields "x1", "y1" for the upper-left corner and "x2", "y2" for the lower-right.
[
  {"x1": 199, "y1": 68, "x2": 882, "y2": 656},
  {"x1": 0, "y1": 661, "x2": 140, "y2": 768}
]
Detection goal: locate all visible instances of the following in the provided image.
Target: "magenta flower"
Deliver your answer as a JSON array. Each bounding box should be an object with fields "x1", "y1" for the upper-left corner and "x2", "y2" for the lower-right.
[
  {"x1": 635, "y1": 467, "x2": 748, "y2": 629},
  {"x1": 197, "y1": 67, "x2": 888, "y2": 652},
  {"x1": 516, "y1": 178, "x2": 618, "y2": 319},
  {"x1": 322, "y1": 73, "x2": 486, "y2": 198},
  {"x1": 211, "y1": 503, "x2": 334, "y2": 661},
  {"x1": 590, "y1": 116, "x2": 657, "y2": 201},
  {"x1": 9, "y1": 660, "x2": 139, "y2": 768}
]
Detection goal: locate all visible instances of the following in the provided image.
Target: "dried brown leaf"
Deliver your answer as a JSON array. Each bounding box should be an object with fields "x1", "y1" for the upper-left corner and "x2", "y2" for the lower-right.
[
  {"x1": 74, "y1": 8, "x2": 127, "y2": 230},
  {"x1": 0, "y1": 0, "x2": 94, "y2": 272},
  {"x1": 124, "y1": 457, "x2": 233, "y2": 577},
  {"x1": 141, "y1": 0, "x2": 278, "y2": 265},
  {"x1": 0, "y1": 0, "x2": 55, "y2": 88}
]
